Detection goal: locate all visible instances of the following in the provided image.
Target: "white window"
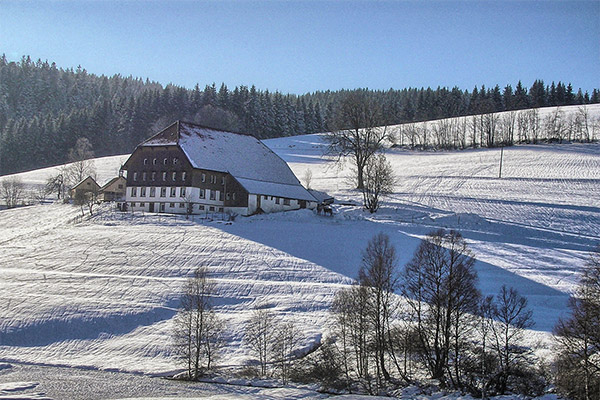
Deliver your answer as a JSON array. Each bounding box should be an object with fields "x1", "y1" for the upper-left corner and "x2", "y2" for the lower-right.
[
  {"x1": 163, "y1": 158, "x2": 168, "y2": 165},
  {"x1": 210, "y1": 190, "x2": 215, "y2": 200},
  {"x1": 209, "y1": 206, "x2": 215, "y2": 211},
  {"x1": 160, "y1": 187, "x2": 166, "y2": 197},
  {"x1": 153, "y1": 158, "x2": 157, "y2": 165},
  {"x1": 199, "y1": 189, "x2": 205, "y2": 199},
  {"x1": 143, "y1": 158, "x2": 148, "y2": 165},
  {"x1": 199, "y1": 205, "x2": 205, "y2": 210},
  {"x1": 218, "y1": 207, "x2": 223, "y2": 212},
  {"x1": 284, "y1": 198, "x2": 290, "y2": 206},
  {"x1": 151, "y1": 172, "x2": 156, "y2": 181},
  {"x1": 172, "y1": 172, "x2": 177, "y2": 181},
  {"x1": 226, "y1": 193, "x2": 230, "y2": 200},
  {"x1": 142, "y1": 172, "x2": 147, "y2": 181},
  {"x1": 181, "y1": 187, "x2": 186, "y2": 196},
  {"x1": 140, "y1": 202, "x2": 145, "y2": 207},
  {"x1": 202, "y1": 173, "x2": 206, "y2": 182},
  {"x1": 233, "y1": 193, "x2": 236, "y2": 201},
  {"x1": 173, "y1": 157, "x2": 178, "y2": 165},
  {"x1": 275, "y1": 197, "x2": 280, "y2": 205},
  {"x1": 162, "y1": 172, "x2": 167, "y2": 181},
  {"x1": 150, "y1": 187, "x2": 156, "y2": 197},
  {"x1": 169, "y1": 202, "x2": 175, "y2": 208},
  {"x1": 179, "y1": 203, "x2": 185, "y2": 208},
  {"x1": 170, "y1": 187, "x2": 176, "y2": 197},
  {"x1": 218, "y1": 191, "x2": 222, "y2": 201},
  {"x1": 182, "y1": 171, "x2": 187, "y2": 181},
  {"x1": 131, "y1": 187, "x2": 137, "y2": 197},
  {"x1": 141, "y1": 187, "x2": 146, "y2": 197},
  {"x1": 221, "y1": 176, "x2": 225, "y2": 185},
  {"x1": 133, "y1": 172, "x2": 138, "y2": 181}
]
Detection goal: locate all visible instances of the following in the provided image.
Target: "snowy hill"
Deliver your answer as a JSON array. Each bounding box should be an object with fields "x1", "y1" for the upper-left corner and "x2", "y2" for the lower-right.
[{"x1": 0, "y1": 107, "x2": 599, "y2": 384}]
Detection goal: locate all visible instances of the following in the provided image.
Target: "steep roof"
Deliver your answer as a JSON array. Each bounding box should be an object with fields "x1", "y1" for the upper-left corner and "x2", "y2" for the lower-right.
[
  {"x1": 72, "y1": 176, "x2": 99, "y2": 190},
  {"x1": 141, "y1": 121, "x2": 316, "y2": 201},
  {"x1": 100, "y1": 176, "x2": 126, "y2": 191}
]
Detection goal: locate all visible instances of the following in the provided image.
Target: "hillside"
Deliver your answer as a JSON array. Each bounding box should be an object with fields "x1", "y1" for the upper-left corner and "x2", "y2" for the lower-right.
[
  {"x1": 2, "y1": 56, "x2": 598, "y2": 176},
  {"x1": 0, "y1": 129, "x2": 599, "y2": 398}
]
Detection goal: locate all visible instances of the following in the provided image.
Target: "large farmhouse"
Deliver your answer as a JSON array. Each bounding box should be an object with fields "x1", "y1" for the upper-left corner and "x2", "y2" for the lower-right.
[{"x1": 121, "y1": 121, "x2": 317, "y2": 216}]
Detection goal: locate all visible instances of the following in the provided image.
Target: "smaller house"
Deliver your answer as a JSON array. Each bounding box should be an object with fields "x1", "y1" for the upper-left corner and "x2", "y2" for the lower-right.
[
  {"x1": 99, "y1": 176, "x2": 127, "y2": 202},
  {"x1": 70, "y1": 176, "x2": 100, "y2": 200}
]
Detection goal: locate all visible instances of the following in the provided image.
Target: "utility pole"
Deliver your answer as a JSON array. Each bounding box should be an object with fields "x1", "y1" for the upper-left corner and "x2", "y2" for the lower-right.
[{"x1": 498, "y1": 146, "x2": 504, "y2": 179}]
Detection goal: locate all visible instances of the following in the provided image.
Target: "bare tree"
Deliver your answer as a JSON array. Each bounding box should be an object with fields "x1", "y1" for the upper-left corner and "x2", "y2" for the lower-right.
[
  {"x1": 45, "y1": 171, "x2": 67, "y2": 200},
  {"x1": 358, "y1": 233, "x2": 399, "y2": 385},
  {"x1": 325, "y1": 90, "x2": 389, "y2": 189},
  {"x1": 271, "y1": 320, "x2": 302, "y2": 383},
  {"x1": 73, "y1": 185, "x2": 99, "y2": 216},
  {"x1": 303, "y1": 169, "x2": 313, "y2": 190},
  {"x1": 1, "y1": 177, "x2": 25, "y2": 208},
  {"x1": 330, "y1": 283, "x2": 372, "y2": 391},
  {"x1": 401, "y1": 229, "x2": 480, "y2": 385},
  {"x1": 172, "y1": 267, "x2": 223, "y2": 379},
  {"x1": 554, "y1": 249, "x2": 600, "y2": 400},
  {"x1": 361, "y1": 154, "x2": 395, "y2": 213},
  {"x1": 193, "y1": 104, "x2": 242, "y2": 132},
  {"x1": 65, "y1": 138, "x2": 96, "y2": 186},
  {"x1": 245, "y1": 306, "x2": 276, "y2": 377},
  {"x1": 489, "y1": 285, "x2": 534, "y2": 395},
  {"x1": 180, "y1": 190, "x2": 194, "y2": 219}
]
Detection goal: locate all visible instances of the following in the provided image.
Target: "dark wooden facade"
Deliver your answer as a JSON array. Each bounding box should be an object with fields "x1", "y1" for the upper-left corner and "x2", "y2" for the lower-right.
[{"x1": 122, "y1": 145, "x2": 248, "y2": 208}]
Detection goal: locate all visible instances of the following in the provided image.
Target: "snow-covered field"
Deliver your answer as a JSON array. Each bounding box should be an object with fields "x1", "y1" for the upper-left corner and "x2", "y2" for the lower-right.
[{"x1": 1, "y1": 117, "x2": 599, "y2": 398}]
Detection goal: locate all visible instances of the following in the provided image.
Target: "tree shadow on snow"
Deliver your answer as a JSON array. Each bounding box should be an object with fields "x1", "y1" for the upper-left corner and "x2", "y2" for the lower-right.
[{"x1": 222, "y1": 217, "x2": 570, "y2": 332}]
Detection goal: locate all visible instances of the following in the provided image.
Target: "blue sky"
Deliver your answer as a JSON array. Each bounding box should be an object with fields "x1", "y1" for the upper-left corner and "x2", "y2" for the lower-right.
[{"x1": 1, "y1": 0, "x2": 598, "y2": 94}]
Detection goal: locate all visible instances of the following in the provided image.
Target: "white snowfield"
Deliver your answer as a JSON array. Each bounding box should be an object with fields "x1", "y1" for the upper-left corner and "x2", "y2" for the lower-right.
[{"x1": 0, "y1": 104, "x2": 599, "y2": 398}]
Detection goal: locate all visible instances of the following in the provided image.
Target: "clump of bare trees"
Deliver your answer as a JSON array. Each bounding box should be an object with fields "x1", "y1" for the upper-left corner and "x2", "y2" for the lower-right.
[
  {"x1": 325, "y1": 90, "x2": 395, "y2": 212},
  {"x1": 318, "y1": 230, "x2": 543, "y2": 396},
  {"x1": 401, "y1": 229, "x2": 481, "y2": 388},
  {"x1": 325, "y1": 90, "x2": 390, "y2": 190},
  {"x1": 554, "y1": 248, "x2": 600, "y2": 400},
  {"x1": 394, "y1": 105, "x2": 600, "y2": 150},
  {"x1": 326, "y1": 233, "x2": 404, "y2": 393},
  {"x1": 172, "y1": 267, "x2": 224, "y2": 380},
  {"x1": 361, "y1": 154, "x2": 395, "y2": 213},
  {"x1": 1, "y1": 177, "x2": 25, "y2": 208},
  {"x1": 244, "y1": 305, "x2": 303, "y2": 383}
]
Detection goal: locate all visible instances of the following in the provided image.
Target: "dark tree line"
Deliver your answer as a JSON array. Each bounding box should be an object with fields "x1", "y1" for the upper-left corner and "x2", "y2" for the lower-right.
[{"x1": 1, "y1": 54, "x2": 599, "y2": 175}]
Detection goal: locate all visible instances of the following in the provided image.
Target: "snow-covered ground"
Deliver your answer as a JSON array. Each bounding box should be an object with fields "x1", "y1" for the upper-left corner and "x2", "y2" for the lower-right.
[{"x1": 0, "y1": 119, "x2": 599, "y2": 398}]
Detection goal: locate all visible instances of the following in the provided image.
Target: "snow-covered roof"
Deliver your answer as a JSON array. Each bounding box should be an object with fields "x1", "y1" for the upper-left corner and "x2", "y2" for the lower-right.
[
  {"x1": 71, "y1": 176, "x2": 99, "y2": 190},
  {"x1": 141, "y1": 121, "x2": 315, "y2": 200},
  {"x1": 308, "y1": 189, "x2": 334, "y2": 204},
  {"x1": 235, "y1": 178, "x2": 317, "y2": 202},
  {"x1": 100, "y1": 176, "x2": 126, "y2": 191}
]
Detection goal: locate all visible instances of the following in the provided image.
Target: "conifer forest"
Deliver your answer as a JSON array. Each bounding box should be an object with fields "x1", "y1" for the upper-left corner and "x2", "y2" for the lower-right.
[{"x1": 1, "y1": 55, "x2": 599, "y2": 176}]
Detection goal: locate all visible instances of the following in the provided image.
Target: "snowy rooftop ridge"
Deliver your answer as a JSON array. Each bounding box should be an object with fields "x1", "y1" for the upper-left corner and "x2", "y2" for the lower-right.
[{"x1": 141, "y1": 121, "x2": 316, "y2": 200}]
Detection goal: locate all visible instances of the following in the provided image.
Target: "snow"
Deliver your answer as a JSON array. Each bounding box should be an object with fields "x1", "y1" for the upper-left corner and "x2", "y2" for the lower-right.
[
  {"x1": 177, "y1": 122, "x2": 302, "y2": 186},
  {"x1": 235, "y1": 178, "x2": 317, "y2": 202},
  {"x1": 1, "y1": 106, "x2": 599, "y2": 397}
]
